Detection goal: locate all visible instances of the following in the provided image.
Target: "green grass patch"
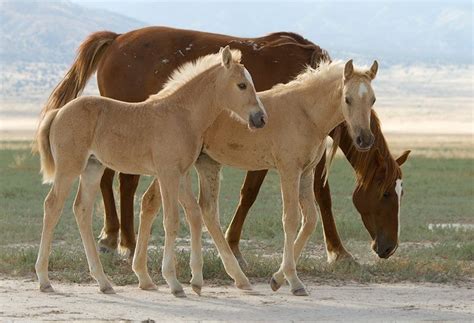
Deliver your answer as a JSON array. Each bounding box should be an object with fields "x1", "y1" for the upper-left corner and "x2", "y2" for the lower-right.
[{"x1": 0, "y1": 142, "x2": 472, "y2": 285}]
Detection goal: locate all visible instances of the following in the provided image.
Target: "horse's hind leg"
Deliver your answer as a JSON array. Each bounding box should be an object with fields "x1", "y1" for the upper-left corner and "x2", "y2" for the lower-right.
[
  {"x1": 98, "y1": 168, "x2": 119, "y2": 252},
  {"x1": 133, "y1": 179, "x2": 161, "y2": 291},
  {"x1": 158, "y1": 172, "x2": 185, "y2": 297},
  {"x1": 73, "y1": 158, "x2": 114, "y2": 294},
  {"x1": 195, "y1": 154, "x2": 251, "y2": 290},
  {"x1": 36, "y1": 174, "x2": 75, "y2": 292},
  {"x1": 179, "y1": 171, "x2": 203, "y2": 295},
  {"x1": 119, "y1": 173, "x2": 140, "y2": 257}
]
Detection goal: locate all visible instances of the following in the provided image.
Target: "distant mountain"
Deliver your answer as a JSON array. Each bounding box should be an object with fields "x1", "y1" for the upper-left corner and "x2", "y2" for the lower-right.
[{"x1": 0, "y1": 0, "x2": 146, "y2": 64}]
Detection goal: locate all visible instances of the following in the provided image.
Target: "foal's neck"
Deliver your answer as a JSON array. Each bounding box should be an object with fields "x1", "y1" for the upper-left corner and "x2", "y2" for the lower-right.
[
  {"x1": 298, "y1": 78, "x2": 344, "y2": 137},
  {"x1": 160, "y1": 66, "x2": 223, "y2": 134}
]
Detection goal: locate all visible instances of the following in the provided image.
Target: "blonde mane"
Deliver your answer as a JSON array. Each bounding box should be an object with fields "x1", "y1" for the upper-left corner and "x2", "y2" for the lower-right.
[
  {"x1": 149, "y1": 49, "x2": 242, "y2": 100},
  {"x1": 271, "y1": 59, "x2": 344, "y2": 92}
]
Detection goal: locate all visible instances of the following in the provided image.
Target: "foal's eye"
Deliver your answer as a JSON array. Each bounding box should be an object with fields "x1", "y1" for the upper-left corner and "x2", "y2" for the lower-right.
[
  {"x1": 345, "y1": 97, "x2": 352, "y2": 105},
  {"x1": 237, "y1": 83, "x2": 247, "y2": 90}
]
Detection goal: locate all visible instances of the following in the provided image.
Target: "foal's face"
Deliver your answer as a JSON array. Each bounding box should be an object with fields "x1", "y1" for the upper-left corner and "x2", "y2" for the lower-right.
[
  {"x1": 341, "y1": 60, "x2": 378, "y2": 151},
  {"x1": 218, "y1": 46, "x2": 267, "y2": 129},
  {"x1": 352, "y1": 150, "x2": 411, "y2": 259}
]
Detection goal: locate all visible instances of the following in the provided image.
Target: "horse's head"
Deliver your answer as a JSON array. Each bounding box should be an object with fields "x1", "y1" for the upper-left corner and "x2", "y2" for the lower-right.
[
  {"x1": 217, "y1": 46, "x2": 267, "y2": 129},
  {"x1": 352, "y1": 149, "x2": 411, "y2": 258},
  {"x1": 341, "y1": 59, "x2": 378, "y2": 151}
]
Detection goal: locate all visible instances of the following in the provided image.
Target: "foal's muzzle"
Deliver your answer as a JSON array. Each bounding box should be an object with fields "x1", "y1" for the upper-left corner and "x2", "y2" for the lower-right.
[
  {"x1": 355, "y1": 130, "x2": 374, "y2": 151},
  {"x1": 249, "y1": 110, "x2": 267, "y2": 129}
]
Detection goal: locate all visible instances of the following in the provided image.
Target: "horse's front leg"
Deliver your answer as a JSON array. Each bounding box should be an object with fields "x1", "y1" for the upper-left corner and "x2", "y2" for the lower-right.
[
  {"x1": 132, "y1": 179, "x2": 161, "y2": 291},
  {"x1": 225, "y1": 170, "x2": 268, "y2": 268},
  {"x1": 270, "y1": 168, "x2": 307, "y2": 296},
  {"x1": 178, "y1": 171, "x2": 204, "y2": 295},
  {"x1": 158, "y1": 172, "x2": 185, "y2": 297},
  {"x1": 314, "y1": 154, "x2": 353, "y2": 263},
  {"x1": 195, "y1": 154, "x2": 252, "y2": 290}
]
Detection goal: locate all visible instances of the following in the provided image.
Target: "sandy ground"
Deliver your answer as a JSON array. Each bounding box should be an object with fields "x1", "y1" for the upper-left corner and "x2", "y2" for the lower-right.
[{"x1": 1, "y1": 278, "x2": 472, "y2": 321}]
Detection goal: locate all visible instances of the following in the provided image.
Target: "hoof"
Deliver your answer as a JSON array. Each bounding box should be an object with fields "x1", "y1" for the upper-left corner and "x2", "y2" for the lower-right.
[
  {"x1": 291, "y1": 287, "x2": 309, "y2": 296},
  {"x1": 236, "y1": 281, "x2": 252, "y2": 291},
  {"x1": 270, "y1": 277, "x2": 281, "y2": 292},
  {"x1": 40, "y1": 284, "x2": 54, "y2": 293},
  {"x1": 191, "y1": 284, "x2": 202, "y2": 296},
  {"x1": 100, "y1": 286, "x2": 116, "y2": 294},
  {"x1": 172, "y1": 289, "x2": 186, "y2": 298},
  {"x1": 139, "y1": 281, "x2": 157, "y2": 291}
]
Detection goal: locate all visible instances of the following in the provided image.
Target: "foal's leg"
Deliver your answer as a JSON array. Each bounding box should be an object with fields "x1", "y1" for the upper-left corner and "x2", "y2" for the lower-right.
[
  {"x1": 270, "y1": 168, "x2": 307, "y2": 296},
  {"x1": 225, "y1": 170, "x2": 268, "y2": 268},
  {"x1": 195, "y1": 155, "x2": 251, "y2": 290},
  {"x1": 73, "y1": 159, "x2": 114, "y2": 293},
  {"x1": 158, "y1": 173, "x2": 185, "y2": 297},
  {"x1": 35, "y1": 174, "x2": 75, "y2": 292},
  {"x1": 178, "y1": 171, "x2": 204, "y2": 295},
  {"x1": 98, "y1": 168, "x2": 119, "y2": 252},
  {"x1": 132, "y1": 179, "x2": 161, "y2": 291},
  {"x1": 118, "y1": 173, "x2": 140, "y2": 256},
  {"x1": 313, "y1": 156, "x2": 353, "y2": 263},
  {"x1": 271, "y1": 168, "x2": 318, "y2": 293}
]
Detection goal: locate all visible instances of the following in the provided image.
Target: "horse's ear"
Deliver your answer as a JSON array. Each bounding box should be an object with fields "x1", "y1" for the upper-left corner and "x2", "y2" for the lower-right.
[
  {"x1": 367, "y1": 60, "x2": 378, "y2": 80},
  {"x1": 344, "y1": 59, "x2": 354, "y2": 80},
  {"x1": 396, "y1": 150, "x2": 411, "y2": 166},
  {"x1": 221, "y1": 45, "x2": 232, "y2": 69}
]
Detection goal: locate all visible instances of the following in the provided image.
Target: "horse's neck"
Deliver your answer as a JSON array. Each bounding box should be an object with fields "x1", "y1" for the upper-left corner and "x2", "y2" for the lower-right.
[
  {"x1": 299, "y1": 78, "x2": 344, "y2": 136},
  {"x1": 162, "y1": 69, "x2": 222, "y2": 134},
  {"x1": 333, "y1": 124, "x2": 361, "y2": 168}
]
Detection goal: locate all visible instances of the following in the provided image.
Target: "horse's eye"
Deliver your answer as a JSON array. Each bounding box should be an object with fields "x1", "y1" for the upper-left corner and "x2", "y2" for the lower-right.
[
  {"x1": 237, "y1": 83, "x2": 247, "y2": 90},
  {"x1": 383, "y1": 192, "x2": 390, "y2": 198},
  {"x1": 345, "y1": 97, "x2": 351, "y2": 105}
]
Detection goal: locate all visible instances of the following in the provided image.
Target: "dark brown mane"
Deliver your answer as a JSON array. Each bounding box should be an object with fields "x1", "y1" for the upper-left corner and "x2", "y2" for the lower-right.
[{"x1": 341, "y1": 111, "x2": 402, "y2": 196}]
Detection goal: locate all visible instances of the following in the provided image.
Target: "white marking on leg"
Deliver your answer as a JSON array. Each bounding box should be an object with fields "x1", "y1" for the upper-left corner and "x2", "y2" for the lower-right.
[
  {"x1": 395, "y1": 179, "x2": 403, "y2": 238},
  {"x1": 358, "y1": 83, "x2": 368, "y2": 98}
]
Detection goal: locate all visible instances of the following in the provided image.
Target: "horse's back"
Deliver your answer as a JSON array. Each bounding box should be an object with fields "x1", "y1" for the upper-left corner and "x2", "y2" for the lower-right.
[{"x1": 97, "y1": 26, "x2": 327, "y2": 102}]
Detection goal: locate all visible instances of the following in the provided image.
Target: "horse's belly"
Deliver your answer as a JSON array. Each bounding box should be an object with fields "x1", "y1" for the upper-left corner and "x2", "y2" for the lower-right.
[{"x1": 203, "y1": 146, "x2": 275, "y2": 171}]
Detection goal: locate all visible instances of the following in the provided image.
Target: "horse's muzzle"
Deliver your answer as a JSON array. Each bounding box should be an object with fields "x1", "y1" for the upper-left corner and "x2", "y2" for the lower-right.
[
  {"x1": 372, "y1": 238, "x2": 398, "y2": 259},
  {"x1": 355, "y1": 130, "x2": 374, "y2": 151},
  {"x1": 249, "y1": 110, "x2": 267, "y2": 129}
]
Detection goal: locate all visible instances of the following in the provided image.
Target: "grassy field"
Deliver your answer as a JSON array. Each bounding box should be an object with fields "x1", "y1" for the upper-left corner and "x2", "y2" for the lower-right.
[{"x1": 0, "y1": 137, "x2": 472, "y2": 286}]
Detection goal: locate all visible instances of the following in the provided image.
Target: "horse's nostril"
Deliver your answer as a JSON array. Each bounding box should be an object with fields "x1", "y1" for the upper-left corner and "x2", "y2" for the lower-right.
[{"x1": 356, "y1": 136, "x2": 363, "y2": 146}]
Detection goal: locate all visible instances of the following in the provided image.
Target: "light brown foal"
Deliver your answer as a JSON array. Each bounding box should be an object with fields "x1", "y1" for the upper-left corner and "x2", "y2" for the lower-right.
[{"x1": 35, "y1": 48, "x2": 266, "y2": 297}]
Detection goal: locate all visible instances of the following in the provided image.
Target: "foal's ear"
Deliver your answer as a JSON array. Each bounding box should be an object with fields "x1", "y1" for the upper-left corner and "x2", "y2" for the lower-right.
[
  {"x1": 367, "y1": 60, "x2": 378, "y2": 80},
  {"x1": 344, "y1": 59, "x2": 354, "y2": 80},
  {"x1": 221, "y1": 45, "x2": 233, "y2": 69},
  {"x1": 396, "y1": 150, "x2": 411, "y2": 166}
]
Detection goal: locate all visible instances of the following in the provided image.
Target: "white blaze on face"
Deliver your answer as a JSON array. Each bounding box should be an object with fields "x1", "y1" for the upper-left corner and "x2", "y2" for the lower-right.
[
  {"x1": 243, "y1": 68, "x2": 255, "y2": 88},
  {"x1": 395, "y1": 179, "x2": 403, "y2": 238},
  {"x1": 358, "y1": 83, "x2": 368, "y2": 98}
]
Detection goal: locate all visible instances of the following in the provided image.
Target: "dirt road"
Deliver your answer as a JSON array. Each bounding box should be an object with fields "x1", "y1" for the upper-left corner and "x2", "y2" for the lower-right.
[{"x1": 1, "y1": 278, "x2": 472, "y2": 321}]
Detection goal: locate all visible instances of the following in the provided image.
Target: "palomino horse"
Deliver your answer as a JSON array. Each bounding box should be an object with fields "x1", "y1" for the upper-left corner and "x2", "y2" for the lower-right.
[
  {"x1": 35, "y1": 48, "x2": 267, "y2": 296},
  {"x1": 133, "y1": 60, "x2": 380, "y2": 296},
  {"x1": 45, "y1": 26, "x2": 409, "y2": 263}
]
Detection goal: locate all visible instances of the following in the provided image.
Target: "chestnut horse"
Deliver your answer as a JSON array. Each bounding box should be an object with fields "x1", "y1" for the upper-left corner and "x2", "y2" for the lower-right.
[
  {"x1": 45, "y1": 26, "x2": 409, "y2": 263},
  {"x1": 36, "y1": 48, "x2": 266, "y2": 296}
]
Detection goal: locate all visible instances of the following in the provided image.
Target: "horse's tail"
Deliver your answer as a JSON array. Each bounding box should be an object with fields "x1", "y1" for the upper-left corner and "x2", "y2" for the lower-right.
[
  {"x1": 38, "y1": 110, "x2": 60, "y2": 184},
  {"x1": 33, "y1": 31, "x2": 119, "y2": 152},
  {"x1": 322, "y1": 126, "x2": 341, "y2": 186}
]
